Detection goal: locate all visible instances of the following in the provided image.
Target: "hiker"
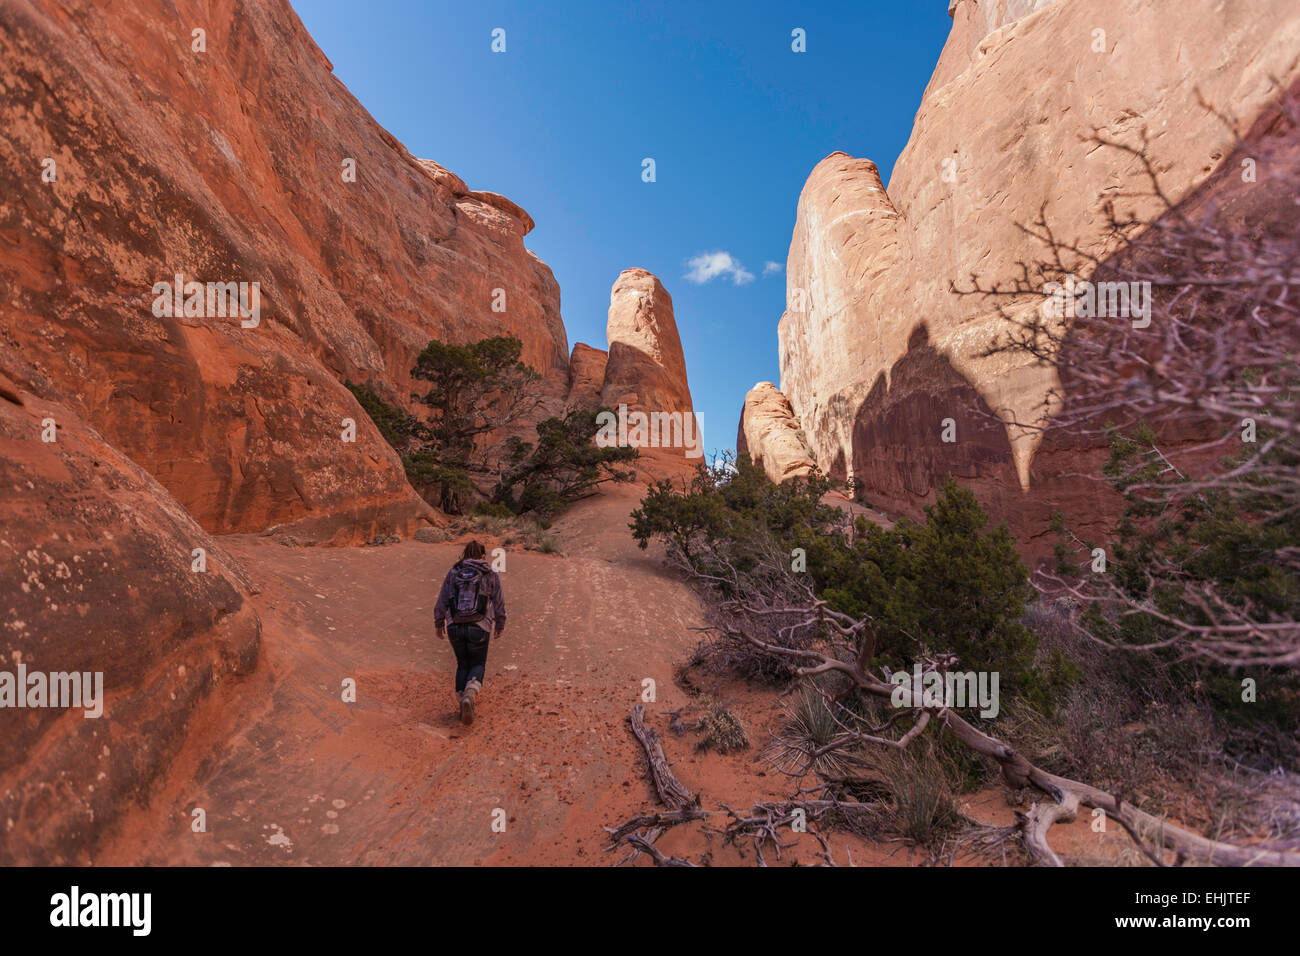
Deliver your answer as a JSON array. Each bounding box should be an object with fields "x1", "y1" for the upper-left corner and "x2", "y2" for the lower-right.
[{"x1": 434, "y1": 541, "x2": 506, "y2": 725}]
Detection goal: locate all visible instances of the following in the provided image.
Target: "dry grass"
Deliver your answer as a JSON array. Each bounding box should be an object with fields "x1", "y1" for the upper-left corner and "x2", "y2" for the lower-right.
[
  {"x1": 424, "y1": 514, "x2": 561, "y2": 554},
  {"x1": 877, "y1": 748, "x2": 963, "y2": 849},
  {"x1": 1011, "y1": 597, "x2": 1300, "y2": 847},
  {"x1": 693, "y1": 697, "x2": 750, "y2": 754}
]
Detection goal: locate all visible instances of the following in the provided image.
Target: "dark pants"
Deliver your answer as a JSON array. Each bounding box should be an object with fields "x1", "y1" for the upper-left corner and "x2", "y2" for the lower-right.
[{"x1": 447, "y1": 623, "x2": 491, "y2": 693}]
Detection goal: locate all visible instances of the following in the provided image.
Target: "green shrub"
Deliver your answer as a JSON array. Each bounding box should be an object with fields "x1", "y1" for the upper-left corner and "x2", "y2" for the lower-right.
[
  {"x1": 472, "y1": 501, "x2": 514, "y2": 519},
  {"x1": 344, "y1": 341, "x2": 636, "y2": 523},
  {"x1": 633, "y1": 462, "x2": 1076, "y2": 712},
  {"x1": 345, "y1": 381, "x2": 415, "y2": 449},
  {"x1": 496, "y1": 407, "x2": 639, "y2": 519},
  {"x1": 827, "y1": 479, "x2": 1078, "y2": 710},
  {"x1": 1074, "y1": 425, "x2": 1300, "y2": 769},
  {"x1": 630, "y1": 453, "x2": 844, "y2": 574}
]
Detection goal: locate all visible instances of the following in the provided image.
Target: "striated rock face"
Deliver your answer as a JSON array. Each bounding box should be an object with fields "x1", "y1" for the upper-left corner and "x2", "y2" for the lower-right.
[
  {"x1": 775, "y1": 0, "x2": 1300, "y2": 547},
  {"x1": 933, "y1": 0, "x2": 1062, "y2": 94},
  {"x1": 737, "y1": 382, "x2": 816, "y2": 482},
  {"x1": 0, "y1": 374, "x2": 261, "y2": 864},
  {"x1": 601, "y1": 269, "x2": 693, "y2": 415},
  {"x1": 566, "y1": 343, "x2": 609, "y2": 410},
  {"x1": 0, "y1": 0, "x2": 568, "y2": 542},
  {"x1": 779, "y1": 152, "x2": 902, "y2": 479},
  {"x1": 0, "y1": 0, "x2": 585, "y2": 863}
]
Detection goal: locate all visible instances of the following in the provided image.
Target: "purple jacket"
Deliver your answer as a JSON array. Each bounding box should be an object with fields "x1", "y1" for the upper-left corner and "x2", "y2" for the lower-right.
[{"x1": 434, "y1": 558, "x2": 506, "y2": 631}]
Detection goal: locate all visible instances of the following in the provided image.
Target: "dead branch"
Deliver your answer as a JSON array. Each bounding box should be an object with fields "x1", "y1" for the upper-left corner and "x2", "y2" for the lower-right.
[
  {"x1": 716, "y1": 798, "x2": 885, "y2": 866},
  {"x1": 1016, "y1": 792, "x2": 1081, "y2": 867},
  {"x1": 627, "y1": 704, "x2": 696, "y2": 811},
  {"x1": 955, "y1": 87, "x2": 1300, "y2": 669},
  {"x1": 732, "y1": 615, "x2": 1300, "y2": 866},
  {"x1": 608, "y1": 705, "x2": 708, "y2": 866},
  {"x1": 623, "y1": 834, "x2": 697, "y2": 867},
  {"x1": 603, "y1": 808, "x2": 708, "y2": 845}
]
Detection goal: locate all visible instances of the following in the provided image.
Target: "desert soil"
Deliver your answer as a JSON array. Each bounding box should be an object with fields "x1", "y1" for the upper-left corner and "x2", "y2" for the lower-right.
[{"x1": 95, "y1": 451, "x2": 1127, "y2": 866}]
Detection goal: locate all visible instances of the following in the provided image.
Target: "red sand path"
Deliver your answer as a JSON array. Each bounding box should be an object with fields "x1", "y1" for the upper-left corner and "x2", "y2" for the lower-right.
[
  {"x1": 95, "y1": 452, "x2": 1129, "y2": 865},
  {"x1": 95, "y1": 454, "x2": 716, "y2": 864}
]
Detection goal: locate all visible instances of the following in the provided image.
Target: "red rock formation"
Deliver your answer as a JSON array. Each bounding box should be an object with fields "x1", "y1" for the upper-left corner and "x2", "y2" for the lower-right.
[
  {"x1": 0, "y1": 0, "x2": 585, "y2": 864},
  {"x1": 0, "y1": 0, "x2": 569, "y2": 542},
  {"x1": 737, "y1": 382, "x2": 816, "y2": 482},
  {"x1": 773, "y1": 0, "x2": 1300, "y2": 550},
  {"x1": 565, "y1": 343, "x2": 609, "y2": 410},
  {"x1": 0, "y1": 373, "x2": 261, "y2": 864},
  {"x1": 600, "y1": 269, "x2": 693, "y2": 415},
  {"x1": 931, "y1": 0, "x2": 1061, "y2": 94}
]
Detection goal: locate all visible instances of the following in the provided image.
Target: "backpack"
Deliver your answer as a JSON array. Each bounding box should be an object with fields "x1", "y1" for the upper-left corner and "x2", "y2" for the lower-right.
[{"x1": 450, "y1": 563, "x2": 490, "y2": 624}]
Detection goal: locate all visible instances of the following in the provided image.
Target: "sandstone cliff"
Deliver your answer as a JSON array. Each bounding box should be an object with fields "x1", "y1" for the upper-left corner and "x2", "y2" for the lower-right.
[
  {"x1": 0, "y1": 0, "x2": 569, "y2": 543},
  {"x1": 565, "y1": 343, "x2": 609, "y2": 410},
  {"x1": 0, "y1": 0, "x2": 576, "y2": 862},
  {"x1": 737, "y1": 382, "x2": 816, "y2": 482},
  {"x1": 774, "y1": 0, "x2": 1300, "y2": 546},
  {"x1": 0, "y1": 372, "x2": 261, "y2": 863},
  {"x1": 601, "y1": 268, "x2": 693, "y2": 415}
]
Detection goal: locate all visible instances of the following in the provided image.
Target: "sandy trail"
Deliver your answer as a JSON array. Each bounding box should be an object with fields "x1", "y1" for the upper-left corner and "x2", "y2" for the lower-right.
[
  {"x1": 96, "y1": 451, "x2": 1128, "y2": 866},
  {"x1": 96, "y1": 453, "x2": 713, "y2": 865}
]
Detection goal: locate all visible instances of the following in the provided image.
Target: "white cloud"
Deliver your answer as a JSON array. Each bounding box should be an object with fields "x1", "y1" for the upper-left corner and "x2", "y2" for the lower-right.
[
  {"x1": 762, "y1": 261, "x2": 783, "y2": 277},
  {"x1": 684, "y1": 250, "x2": 755, "y2": 286}
]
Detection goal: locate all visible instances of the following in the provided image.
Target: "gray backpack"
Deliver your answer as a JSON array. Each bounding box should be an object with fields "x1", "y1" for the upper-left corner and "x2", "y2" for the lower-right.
[{"x1": 450, "y1": 564, "x2": 489, "y2": 624}]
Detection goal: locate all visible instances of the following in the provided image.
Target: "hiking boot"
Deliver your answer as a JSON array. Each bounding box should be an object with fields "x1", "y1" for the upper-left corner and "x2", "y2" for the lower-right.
[{"x1": 460, "y1": 679, "x2": 481, "y2": 725}]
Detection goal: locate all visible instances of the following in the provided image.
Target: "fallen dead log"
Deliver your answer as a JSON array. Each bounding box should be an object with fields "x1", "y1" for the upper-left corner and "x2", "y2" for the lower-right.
[
  {"x1": 608, "y1": 705, "x2": 707, "y2": 865},
  {"x1": 627, "y1": 703, "x2": 696, "y2": 811},
  {"x1": 734, "y1": 621, "x2": 1300, "y2": 867},
  {"x1": 1017, "y1": 793, "x2": 1081, "y2": 867}
]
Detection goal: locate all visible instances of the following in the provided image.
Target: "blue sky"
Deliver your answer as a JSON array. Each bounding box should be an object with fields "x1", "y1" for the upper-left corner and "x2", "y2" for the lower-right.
[{"x1": 292, "y1": 0, "x2": 953, "y2": 455}]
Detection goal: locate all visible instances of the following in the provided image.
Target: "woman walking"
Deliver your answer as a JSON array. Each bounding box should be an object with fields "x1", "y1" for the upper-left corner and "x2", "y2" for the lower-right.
[{"x1": 434, "y1": 541, "x2": 506, "y2": 724}]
